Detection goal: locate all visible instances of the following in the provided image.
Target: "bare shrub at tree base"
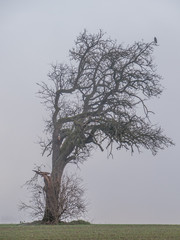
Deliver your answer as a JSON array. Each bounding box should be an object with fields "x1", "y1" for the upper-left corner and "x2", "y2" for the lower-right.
[{"x1": 19, "y1": 171, "x2": 87, "y2": 223}]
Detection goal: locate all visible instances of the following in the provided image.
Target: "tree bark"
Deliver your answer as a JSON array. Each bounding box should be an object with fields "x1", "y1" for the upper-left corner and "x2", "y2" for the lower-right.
[
  {"x1": 41, "y1": 164, "x2": 65, "y2": 224},
  {"x1": 42, "y1": 131, "x2": 72, "y2": 224}
]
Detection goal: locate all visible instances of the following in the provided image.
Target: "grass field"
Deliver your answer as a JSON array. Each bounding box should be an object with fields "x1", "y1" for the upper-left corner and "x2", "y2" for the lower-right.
[{"x1": 0, "y1": 224, "x2": 180, "y2": 240}]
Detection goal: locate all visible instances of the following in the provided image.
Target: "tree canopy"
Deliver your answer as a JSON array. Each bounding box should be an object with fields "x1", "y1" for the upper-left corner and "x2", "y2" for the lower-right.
[{"x1": 38, "y1": 30, "x2": 173, "y2": 163}]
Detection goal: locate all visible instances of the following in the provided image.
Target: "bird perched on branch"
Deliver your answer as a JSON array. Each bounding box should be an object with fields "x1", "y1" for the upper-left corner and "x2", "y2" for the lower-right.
[{"x1": 154, "y1": 37, "x2": 157, "y2": 44}]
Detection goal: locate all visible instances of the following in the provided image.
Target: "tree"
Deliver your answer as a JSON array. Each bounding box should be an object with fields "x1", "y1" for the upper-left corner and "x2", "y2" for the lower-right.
[
  {"x1": 19, "y1": 171, "x2": 87, "y2": 222},
  {"x1": 37, "y1": 29, "x2": 174, "y2": 223}
]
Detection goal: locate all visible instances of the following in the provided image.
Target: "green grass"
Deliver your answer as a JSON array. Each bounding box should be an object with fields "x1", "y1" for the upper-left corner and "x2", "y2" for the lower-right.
[{"x1": 0, "y1": 224, "x2": 180, "y2": 240}]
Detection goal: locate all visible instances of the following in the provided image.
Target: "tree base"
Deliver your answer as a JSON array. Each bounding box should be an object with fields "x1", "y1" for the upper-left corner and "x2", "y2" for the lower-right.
[{"x1": 42, "y1": 209, "x2": 59, "y2": 224}]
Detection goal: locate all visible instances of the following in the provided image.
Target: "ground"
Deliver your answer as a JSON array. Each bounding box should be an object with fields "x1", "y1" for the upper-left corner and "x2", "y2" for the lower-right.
[{"x1": 0, "y1": 224, "x2": 180, "y2": 240}]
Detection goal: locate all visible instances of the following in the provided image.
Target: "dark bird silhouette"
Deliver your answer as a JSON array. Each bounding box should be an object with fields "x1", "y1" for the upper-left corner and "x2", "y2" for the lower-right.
[{"x1": 154, "y1": 37, "x2": 157, "y2": 44}]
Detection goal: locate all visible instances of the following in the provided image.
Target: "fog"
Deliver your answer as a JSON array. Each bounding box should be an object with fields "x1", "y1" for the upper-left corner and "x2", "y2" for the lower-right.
[{"x1": 0, "y1": 0, "x2": 180, "y2": 224}]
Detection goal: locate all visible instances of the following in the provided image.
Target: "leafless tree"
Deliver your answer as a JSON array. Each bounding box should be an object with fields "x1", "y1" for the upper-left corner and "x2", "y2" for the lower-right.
[
  {"x1": 37, "y1": 29, "x2": 174, "y2": 223},
  {"x1": 19, "y1": 171, "x2": 87, "y2": 222}
]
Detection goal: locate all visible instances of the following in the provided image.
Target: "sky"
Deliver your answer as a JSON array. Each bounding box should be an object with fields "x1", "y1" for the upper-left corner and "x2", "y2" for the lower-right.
[{"x1": 0, "y1": 0, "x2": 180, "y2": 224}]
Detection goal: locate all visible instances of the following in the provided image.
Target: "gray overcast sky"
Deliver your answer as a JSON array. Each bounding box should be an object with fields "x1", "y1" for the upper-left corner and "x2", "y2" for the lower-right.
[{"x1": 0, "y1": 0, "x2": 180, "y2": 224}]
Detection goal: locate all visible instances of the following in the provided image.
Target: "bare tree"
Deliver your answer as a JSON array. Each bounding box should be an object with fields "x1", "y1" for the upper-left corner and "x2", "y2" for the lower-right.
[
  {"x1": 37, "y1": 29, "x2": 174, "y2": 223},
  {"x1": 19, "y1": 171, "x2": 87, "y2": 222}
]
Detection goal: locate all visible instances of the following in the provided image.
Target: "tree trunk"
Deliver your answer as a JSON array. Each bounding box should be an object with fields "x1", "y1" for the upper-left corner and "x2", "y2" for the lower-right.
[
  {"x1": 41, "y1": 174, "x2": 59, "y2": 224},
  {"x1": 42, "y1": 130, "x2": 75, "y2": 224},
  {"x1": 42, "y1": 161, "x2": 66, "y2": 224}
]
